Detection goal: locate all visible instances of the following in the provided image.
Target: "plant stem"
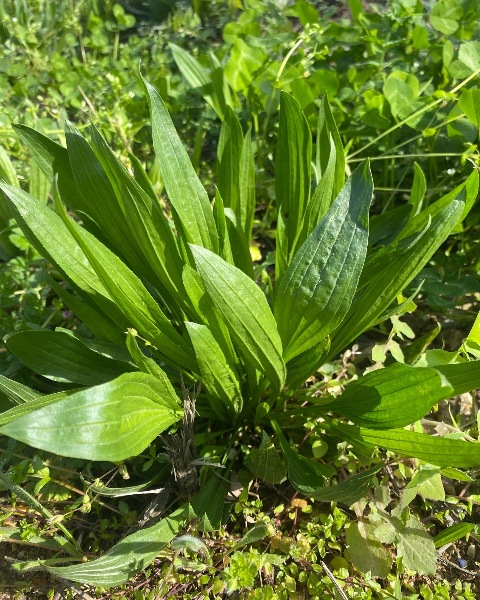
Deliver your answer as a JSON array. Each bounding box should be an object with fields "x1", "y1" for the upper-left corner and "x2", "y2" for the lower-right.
[
  {"x1": 275, "y1": 37, "x2": 305, "y2": 82},
  {"x1": 348, "y1": 67, "x2": 480, "y2": 159},
  {"x1": 349, "y1": 152, "x2": 469, "y2": 162},
  {"x1": 384, "y1": 113, "x2": 466, "y2": 157}
]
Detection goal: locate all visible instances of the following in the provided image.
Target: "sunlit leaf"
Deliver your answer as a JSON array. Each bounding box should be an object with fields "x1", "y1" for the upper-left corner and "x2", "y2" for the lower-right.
[
  {"x1": 0, "y1": 373, "x2": 183, "y2": 462},
  {"x1": 6, "y1": 330, "x2": 135, "y2": 386},
  {"x1": 142, "y1": 76, "x2": 219, "y2": 253},
  {"x1": 275, "y1": 161, "x2": 372, "y2": 361},
  {"x1": 327, "y1": 363, "x2": 453, "y2": 429},
  {"x1": 333, "y1": 423, "x2": 480, "y2": 468},
  {"x1": 40, "y1": 507, "x2": 188, "y2": 587},
  {"x1": 191, "y1": 245, "x2": 285, "y2": 390}
]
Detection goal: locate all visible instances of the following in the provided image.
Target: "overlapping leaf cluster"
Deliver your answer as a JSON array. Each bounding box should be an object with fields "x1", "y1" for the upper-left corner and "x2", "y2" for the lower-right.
[{"x1": 0, "y1": 77, "x2": 480, "y2": 585}]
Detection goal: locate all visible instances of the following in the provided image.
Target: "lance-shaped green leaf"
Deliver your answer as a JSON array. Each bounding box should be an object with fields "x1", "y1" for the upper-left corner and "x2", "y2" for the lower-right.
[
  {"x1": 170, "y1": 43, "x2": 210, "y2": 88},
  {"x1": 88, "y1": 124, "x2": 187, "y2": 312},
  {"x1": 13, "y1": 124, "x2": 86, "y2": 215},
  {"x1": 210, "y1": 59, "x2": 235, "y2": 121},
  {"x1": 64, "y1": 331, "x2": 132, "y2": 363},
  {"x1": 126, "y1": 330, "x2": 179, "y2": 392},
  {"x1": 55, "y1": 197, "x2": 196, "y2": 372},
  {"x1": 217, "y1": 107, "x2": 243, "y2": 216},
  {"x1": 330, "y1": 189, "x2": 466, "y2": 358},
  {"x1": 65, "y1": 123, "x2": 151, "y2": 279},
  {"x1": 327, "y1": 363, "x2": 454, "y2": 429},
  {"x1": 128, "y1": 151, "x2": 157, "y2": 202},
  {"x1": 185, "y1": 322, "x2": 242, "y2": 419},
  {"x1": 0, "y1": 183, "x2": 105, "y2": 297},
  {"x1": 301, "y1": 132, "x2": 336, "y2": 245},
  {"x1": 275, "y1": 92, "x2": 312, "y2": 275},
  {"x1": 13, "y1": 124, "x2": 67, "y2": 180},
  {"x1": 0, "y1": 375, "x2": 41, "y2": 406},
  {"x1": 369, "y1": 204, "x2": 413, "y2": 247},
  {"x1": 170, "y1": 43, "x2": 224, "y2": 119},
  {"x1": 434, "y1": 361, "x2": 480, "y2": 396},
  {"x1": 225, "y1": 207, "x2": 254, "y2": 277},
  {"x1": 190, "y1": 245, "x2": 285, "y2": 390},
  {"x1": 239, "y1": 128, "x2": 255, "y2": 240},
  {"x1": 0, "y1": 391, "x2": 77, "y2": 426},
  {"x1": 40, "y1": 506, "x2": 188, "y2": 587},
  {"x1": 1, "y1": 181, "x2": 132, "y2": 336},
  {"x1": 409, "y1": 162, "x2": 426, "y2": 217},
  {"x1": 182, "y1": 264, "x2": 237, "y2": 366},
  {"x1": 271, "y1": 420, "x2": 333, "y2": 494},
  {"x1": 0, "y1": 144, "x2": 19, "y2": 187},
  {"x1": 215, "y1": 116, "x2": 253, "y2": 248},
  {"x1": 81, "y1": 475, "x2": 161, "y2": 497},
  {"x1": 0, "y1": 373, "x2": 183, "y2": 462},
  {"x1": 356, "y1": 226, "x2": 425, "y2": 292},
  {"x1": 399, "y1": 170, "x2": 478, "y2": 239},
  {"x1": 275, "y1": 214, "x2": 288, "y2": 281},
  {"x1": 142, "y1": 76, "x2": 219, "y2": 253},
  {"x1": 467, "y1": 311, "x2": 480, "y2": 346},
  {"x1": 6, "y1": 330, "x2": 136, "y2": 386},
  {"x1": 0, "y1": 143, "x2": 18, "y2": 259},
  {"x1": 275, "y1": 161, "x2": 372, "y2": 362},
  {"x1": 301, "y1": 96, "x2": 345, "y2": 249},
  {"x1": 316, "y1": 96, "x2": 345, "y2": 201},
  {"x1": 309, "y1": 465, "x2": 381, "y2": 506},
  {"x1": 29, "y1": 160, "x2": 50, "y2": 204},
  {"x1": 434, "y1": 523, "x2": 475, "y2": 548},
  {"x1": 42, "y1": 484, "x2": 225, "y2": 586},
  {"x1": 189, "y1": 472, "x2": 230, "y2": 532},
  {"x1": 463, "y1": 312, "x2": 480, "y2": 357},
  {"x1": 333, "y1": 423, "x2": 480, "y2": 469},
  {"x1": 49, "y1": 278, "x2": 125, "y2": 346},
  {"x1": 213, "y1": 189, "x2": 234, "y2": 265},
  {"x1": 285, "y1": 337, "x2": 330, "y2": 391}
]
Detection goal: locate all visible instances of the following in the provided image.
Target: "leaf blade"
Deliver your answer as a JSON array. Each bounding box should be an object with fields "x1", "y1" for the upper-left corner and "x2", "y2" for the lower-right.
[
  {"x1": 185, "y1": 321, "x2": 242, "y2": 419},
  {"x1": 275, "y1": 161, "x2": 372, "y2": 361},
  {"x1": 275, "y1": 92, "x2": 312, "y2": 277},
  {"x1": 330, "y1": 187, "x2": 466, "y2": 358},
  {"x1": 0, "y1": 373, "x2": 183, "y2": 462},
  {"x1": 142, "y1": 76, "x2": 219, "y2": 253},
  {"x1": 327, "y1": 363, "x2": 453, "y2": 429},
  {"x1": 6, "y1": 330, "x2": 135, "y2": 386},
  {"x1": 191, "y1": 245, "x2": 285, "y2": 389},
  {"x1": 43, "y1": 507, "x2": 188, "y2": 586},
  {"x1": 334, "y1": 423, "x2": 480, "y2": 469},
  {"x1": 55, "y1": 197, "x2": 196, "y2": 372}
]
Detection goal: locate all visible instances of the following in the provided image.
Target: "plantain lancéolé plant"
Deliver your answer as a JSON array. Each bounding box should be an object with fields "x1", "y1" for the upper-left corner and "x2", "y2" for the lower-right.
[{"x1": 0, "y1": 79, "x2": 480, "y2": 587}]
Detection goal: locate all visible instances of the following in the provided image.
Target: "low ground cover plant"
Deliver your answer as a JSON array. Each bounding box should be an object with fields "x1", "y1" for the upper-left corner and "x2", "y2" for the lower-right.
[
  {"x1": 0, "y1": 77, "x2": 479, "y2": 590},
  {"x1": 171, "y1": 0, "x2": 480, "y2": 186},
  {"x1": 1, "y1": 1, "x2": 480, "y2": 596}
]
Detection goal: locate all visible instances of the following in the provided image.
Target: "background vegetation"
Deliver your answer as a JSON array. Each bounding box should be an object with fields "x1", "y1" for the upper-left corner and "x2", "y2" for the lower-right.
[{"x1": 0, "y1": 0, "x2": 480, "y2": 598}]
